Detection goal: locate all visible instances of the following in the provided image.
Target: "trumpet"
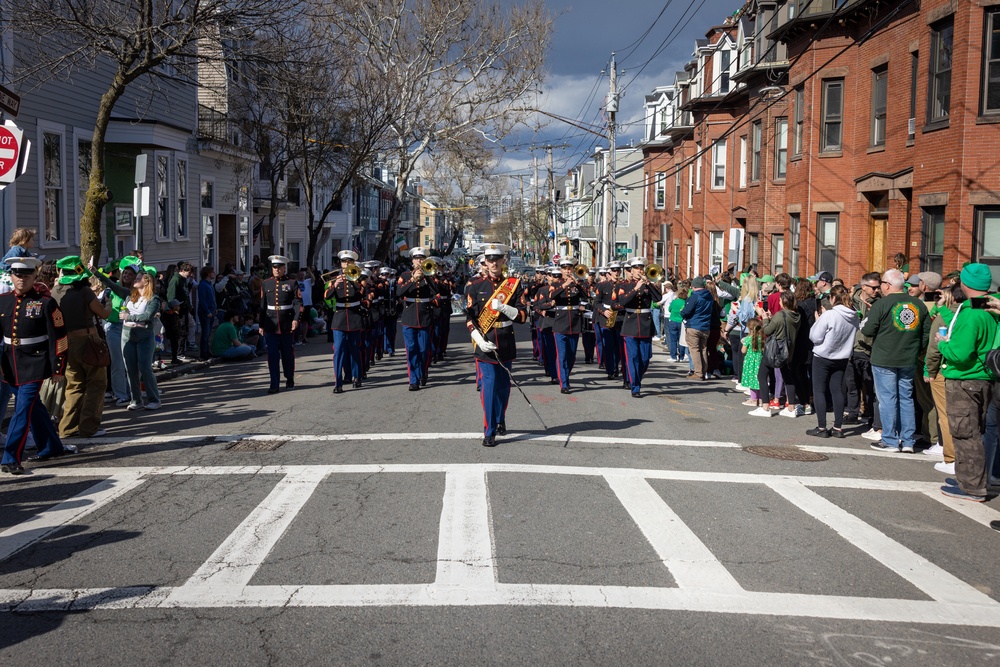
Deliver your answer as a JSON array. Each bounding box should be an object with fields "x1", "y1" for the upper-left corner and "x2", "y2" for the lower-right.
[
  {"x1": 421, "y1": 258, "x2": 438, "y2": 276},
  {"x1": 645, "y1": 263, "x2": 665, "y2": 282},
  {"x1": 344, "y1": 263, "x2": 361, "y2": 282},
  {"x1": 574, "y1": 264, "x2": 590, "y2": 279}
]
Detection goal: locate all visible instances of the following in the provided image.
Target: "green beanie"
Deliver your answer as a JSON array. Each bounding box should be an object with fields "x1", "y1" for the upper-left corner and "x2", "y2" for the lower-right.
[{"x1": 961, "y1": 263, "x2": 993, "y2": 292}]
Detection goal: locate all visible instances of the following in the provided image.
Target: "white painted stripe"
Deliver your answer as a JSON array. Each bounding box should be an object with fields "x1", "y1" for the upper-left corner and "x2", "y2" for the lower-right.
[
  {"x1": 766, "y1": 480, "x2": 1000, "y2": 607},
  {"x1": 435, "y1": 469, "x2": 495, "y2": 588},
  {"x1": 0, "y1": 473, "x2": 146, "y2": 562},
  {"x1": 3, "y1": 463, "x2": 947, "y2": 493},
  {"x1": 799, "y1": 445, "x2": 937, "y2": 459},
  {"x1": 4, "y1": 584, "x2": 1000, "y2": 627},
  {"x1": 179, "y1": 470, "x2": 326, "y2": 589},
  {"x1": 604, "y1": 475, "x2": 742, "y2": 594},
  {"x1": 921, "y1": 488, "x2": 1000, "y2": 529}
]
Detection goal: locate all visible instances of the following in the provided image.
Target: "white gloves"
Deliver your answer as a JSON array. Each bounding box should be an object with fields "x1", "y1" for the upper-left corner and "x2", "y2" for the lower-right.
[
  {"x1": 491, "y1": 298, "x2": 518, "y2": 319},
  {"x1": 471, "y1": 329, "x2": 497, "y2": 353}
]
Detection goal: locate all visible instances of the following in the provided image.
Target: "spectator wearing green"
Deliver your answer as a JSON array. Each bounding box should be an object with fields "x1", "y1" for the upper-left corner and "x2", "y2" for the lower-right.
[
  {"x1": 91, "y1": 255, "x2": 140, "y2": 406},
  {"x1": 938, "y1": 263, "x2": 1000, "y2": 501},
  {"x1": 211, "y1": 310, "x2": 255, "y2": 360}
]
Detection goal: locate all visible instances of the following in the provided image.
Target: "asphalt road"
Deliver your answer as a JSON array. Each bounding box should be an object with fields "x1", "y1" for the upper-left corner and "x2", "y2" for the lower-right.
[{"x1": 1, "y1": 317, "x2": 999, "y2": 666}]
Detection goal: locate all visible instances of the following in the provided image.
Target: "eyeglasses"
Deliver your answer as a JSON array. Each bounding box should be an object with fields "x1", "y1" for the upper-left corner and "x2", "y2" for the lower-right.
[
  {"x1": 10, "y1": 269, "x2": 34, "y2": 277},
  {"x1": 880, "y1": 280, "x2": 889, "y2": 285},
  {"x1": 864, "y1": 283, "x2": 879, "y2": 289}
]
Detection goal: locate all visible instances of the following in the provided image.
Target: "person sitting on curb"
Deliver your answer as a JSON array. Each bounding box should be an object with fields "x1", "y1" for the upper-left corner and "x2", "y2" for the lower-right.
[{"x1": 211, "y1": 309, "x2": 256, "y2": 361}]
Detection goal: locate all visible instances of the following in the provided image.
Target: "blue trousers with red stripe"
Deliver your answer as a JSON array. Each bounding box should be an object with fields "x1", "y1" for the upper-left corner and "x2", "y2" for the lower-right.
[
  {"x1": 600, "y1": 325, "x2": 620, "y2": 377},
  {"x1": 2, "y1": 380, "x2": 64, "y2": 465},
  {"x1": 553, "y1": 333, "x2": 579, "y2": 390},
  {"x1": 332, "y1": 330, "x2": 361, "y2": 387},
  {"x1": 402, "y1": 326, "x2": 430, "y2": 385},
  {"x1": 478, "y1": 359, "x2": 511, "y2": 438},
  {"x1": 622, "y1": 336, "x2": 652, "y2": 394},
  {"x1": 540, "y1": 329, "x2": 557, "y2": 380}
]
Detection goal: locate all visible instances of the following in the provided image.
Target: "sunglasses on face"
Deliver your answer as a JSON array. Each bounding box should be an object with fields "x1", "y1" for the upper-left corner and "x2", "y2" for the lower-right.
[{"x1": 10, "y1": 269, "x2": 35, "y2": 277}]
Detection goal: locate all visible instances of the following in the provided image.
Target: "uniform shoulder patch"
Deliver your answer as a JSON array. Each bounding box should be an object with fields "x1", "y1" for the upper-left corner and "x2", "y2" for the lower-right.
[{"x1": 52, "y1": 308, "x2": 64, "y2": 328}]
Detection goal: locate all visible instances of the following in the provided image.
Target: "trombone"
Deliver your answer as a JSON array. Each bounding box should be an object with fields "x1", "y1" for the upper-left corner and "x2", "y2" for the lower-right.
[
  {"x1": 344, "y1": 263, "x2": 361, "y2": 282},
  {"x1": 573, "y1": 264, "x2": 590, "y2": 280},
  {"x1": 421, "y1": 258, "x2": 438, "y2": 276},
  {"x1": 644, "y1": 263, "x2": 665, "y2": 282}
]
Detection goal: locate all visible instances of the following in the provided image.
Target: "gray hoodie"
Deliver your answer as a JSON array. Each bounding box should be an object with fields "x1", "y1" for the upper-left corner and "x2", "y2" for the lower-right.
[{"x1": 809, "y1": 304, "x2": 860, "y2": 360}]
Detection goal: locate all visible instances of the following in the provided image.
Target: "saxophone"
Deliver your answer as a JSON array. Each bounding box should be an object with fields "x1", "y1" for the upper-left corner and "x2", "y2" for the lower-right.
[
  {"x1": 606, "y1": 308, "x2": 617, "y2": 327},
  {"x1": 477, "y1": 277, "x2": 520, "y2": 332}
]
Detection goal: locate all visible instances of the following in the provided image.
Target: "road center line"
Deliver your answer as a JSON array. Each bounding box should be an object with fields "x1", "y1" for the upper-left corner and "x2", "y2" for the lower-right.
[{"x1": 604, "y1": 474, "x2": 743, "y2": 594}]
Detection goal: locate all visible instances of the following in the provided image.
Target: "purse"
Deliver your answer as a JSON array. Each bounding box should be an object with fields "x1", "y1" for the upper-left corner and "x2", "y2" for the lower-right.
[
  {"x1": 762, "y1": 312, "x2": 790, "y2": 368},
  {"x1": 81, "y1": 316, "x2": 111, "y2": 367}
]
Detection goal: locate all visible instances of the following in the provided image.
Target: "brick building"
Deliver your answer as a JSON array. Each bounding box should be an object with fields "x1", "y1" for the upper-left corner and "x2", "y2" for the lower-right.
[{"x1": 643, "y1": 0, "x2": 1000, "y2": 286}]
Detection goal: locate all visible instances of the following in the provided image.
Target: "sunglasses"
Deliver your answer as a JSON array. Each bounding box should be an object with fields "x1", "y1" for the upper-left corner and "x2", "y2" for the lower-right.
[{"x1": 10, "y1": 269, "x2": 35, "y2": 277}]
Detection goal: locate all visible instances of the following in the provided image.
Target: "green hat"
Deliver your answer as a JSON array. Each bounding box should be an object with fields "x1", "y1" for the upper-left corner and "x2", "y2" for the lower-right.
[
  {"x1": 760, "y1": 274, "x2": 775, "y2": 283},
  {"x1": 56, "y1": 255, "x2": 92, "y2": 284},
  {"x1": 961, "y1": 263, "x2": 994, "y2": 292},
  {"x1": 119, "y1": 256, "x2": 142, "y2": 272},
  {"x1": 143, "y1": 265, "x2": 157, "y2": 278}
]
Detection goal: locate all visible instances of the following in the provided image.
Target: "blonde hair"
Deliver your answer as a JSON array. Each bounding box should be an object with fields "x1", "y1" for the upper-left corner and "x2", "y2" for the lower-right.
[
  {"x1": 8, "y1": 228, "x2": 36, "y2": 248},
  {"x1": 129, "y1": 272, "x2": 154, "y2": 303}
]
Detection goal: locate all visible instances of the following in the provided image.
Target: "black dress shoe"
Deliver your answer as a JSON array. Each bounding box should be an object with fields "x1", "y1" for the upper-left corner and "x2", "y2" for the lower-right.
[
  {"x1": 991, "y1": 520, "x2": 1000, "y2": 532},
  {"x1": 598, "y1": 363, "x2": 605, "y2": 370},
  {"x1": 631, "y1": 392, "x2": 641, "y2": 398},
  {"x1": 285, "y1": 380, "x2": 295, "y2": 389},
  {"x1": 27, "y1": 449, "x2": 73, "y2": 462},
  {"x1": 481, "y1": 435, "x2": 497, "y2": 447},
  {"x1": 353, "y1": 380, "x2": 362, "y2": 389},
  {"x1": 560, "y1": 388, "x2": 570, "y2": 394},
  {"x1": 842, "y1": 415, "x2": 861, "y2": 425},
  {"x1": 497, "y1": 422, "x2": 507, "y2": 436},
  {"x1": 1, "y1": 463, "x2": 25, "y2": 475},
  {"x1": 550, "y1": 378, "x2": 558, "y2": 384},
  {"x1": 420, "y1": 377, "x2": 427, "y2": 386},
  {"x1": 806, "y1": 427, "x2": 830, "y2": 438},
  {"x1": 333, "y1": 386, "x2": 344, "y2": 394},
  {"x1": 409, "y1": 384, "x2": 420, "y2": 391},
  {"x1": 267, "y1": 387, "x2": 279, "y2": 395},
  {"x1": 622, "y1": 380, "x2": 630, "y2": 389}
]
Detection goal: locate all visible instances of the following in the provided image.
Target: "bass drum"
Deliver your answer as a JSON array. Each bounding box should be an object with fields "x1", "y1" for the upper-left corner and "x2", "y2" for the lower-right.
[{"x1": 582, "y1": 310, "x2": 594, "y2": 333}]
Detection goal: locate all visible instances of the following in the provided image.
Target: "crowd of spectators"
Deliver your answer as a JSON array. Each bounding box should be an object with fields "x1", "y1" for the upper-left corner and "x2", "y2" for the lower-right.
[{"x1": 652, "y1": 260, "x2": 1000, "y2": 503}]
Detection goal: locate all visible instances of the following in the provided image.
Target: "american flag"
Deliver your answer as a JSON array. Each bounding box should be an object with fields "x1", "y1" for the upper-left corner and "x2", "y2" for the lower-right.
[{"x1": 352, "y1": 241, "x2": 363, "y2": 257}]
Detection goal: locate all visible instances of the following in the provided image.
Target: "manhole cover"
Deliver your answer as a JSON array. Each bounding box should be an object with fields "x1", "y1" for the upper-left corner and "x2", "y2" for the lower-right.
[
  {"x1": 743, "y1": 445, "x2": 829, "y2": 462},
  {"x1": 225, "y1": 438, "x2": 288, "y2": 452}
]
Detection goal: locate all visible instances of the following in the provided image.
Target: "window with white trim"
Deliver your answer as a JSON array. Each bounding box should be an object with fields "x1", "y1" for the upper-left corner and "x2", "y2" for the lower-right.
[
  {"x1": 821, "y1": 79, "x2": 844, "y2": 152},
  {"x1": 739, "y1": 135, "x2": 747, "y2": 188},
  {"x1": 793, "y1": 86, "x2": 804, "y2": 156},
  {"x1": 871, "y1": 66, "x2": 888, "y2": 147},
  {"x1": 654, "y1": 172, "x2": 666, "y2": 209},
  {"x1": 929, "y1": 19, "x2": 953, "y2": 123},
  {"x1": 751, "y1": 121, "x2": 761, "y2": 182},
  {"x1": 176, "y1": 158, "x2": 188, "y2": 238},
  {"x1": 817, "y1": 213, "x2": 839, "y2": 275},
  {"x1": 774, "y1": 117, "x2": 788, "y2": 179},
  {"x1": 712, "y1": 139, "x2": 727, "y2": 189},
  {"x1": 695, "y1": 143, "x2": 702, "y2": 191},
  {"x1": 41, "y1": 129, "x2": 65, "y2": 244},
  {"x1": 156, "y1": 154, "x2": 170, "y2": 240},
  {"x1": 674, "y1": 170, "x2": 681, "y2": 209},
  {"x1": 687, "y1": 165, "x2": 694, "y2": 208},
  {"x1": 983, "y1": 10, "x2": 1000, "y2": 115}
]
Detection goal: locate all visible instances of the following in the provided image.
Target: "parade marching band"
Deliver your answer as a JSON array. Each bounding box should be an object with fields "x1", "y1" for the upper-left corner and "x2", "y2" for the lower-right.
[{"x1": 265, "y1": 243, "x2": 666, "y2": 448}]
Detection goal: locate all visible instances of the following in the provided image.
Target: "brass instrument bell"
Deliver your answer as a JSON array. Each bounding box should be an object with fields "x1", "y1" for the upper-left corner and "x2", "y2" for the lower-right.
[
  {"x1": 344, "y1": 263, "x2": 361, "y2": 282},
  {"x1": 645, "y1": 263, "x2": 665, "y2": 282},
  {"x1": 573, "y1": 264, "x2": 590, "y2": 279},
  {"x1": 421, "y1": 258, "x2": 438, "y2": 276}
]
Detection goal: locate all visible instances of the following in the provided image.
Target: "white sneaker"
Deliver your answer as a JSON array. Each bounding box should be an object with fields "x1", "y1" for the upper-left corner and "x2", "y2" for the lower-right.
[
  {"x1": 145, "y1": 402, "x2": 161, "y2": 410},
  {"x1": 115, "y1": 398, "x2": 130, "y2": 407},
  {"x1": 861, "y1": 428, "x2": 883, "y2": 441},
  {"x1": 900, "y1": 445, "x2": 915, "y2": 453},
  {"x1": 923, "y1": 443, "x2": 944, "y2": 457},
  {"x1": 934, "y1": 461, "x2": 955, "y2": 474},
  {"x1": 779, "y1": 407, "x2": 797, "y2": 418},
  {"x1": 127, "y1": 402, "x2": 143, "y2": 411},
  {"x1": 731, "y1": 377, "x2": 739, "y2": 383},
  {"x1": 749, "y1": 407, "x2": 774, "y2": 417},
  {"x1": 89, "y1": 428, "x2": 107, "y2": 438},
  {"x1": 735, "y1": 383, "x2": 747, "y2": 391}
]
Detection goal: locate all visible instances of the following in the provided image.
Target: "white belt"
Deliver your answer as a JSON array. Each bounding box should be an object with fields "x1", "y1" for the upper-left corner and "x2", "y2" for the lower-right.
[
  {"x1": 626, "y1": 308, "x2": 651, "y2": 314},
  {"x1": 491, "y1": 321, "x2": 513, "y2": 328},
  {"x1": 602, "y1": 303, "x2": 612, "y2": 309},
  {"x1": 4, "y1": 334, "x2": 47, "y2": 345},
  {"x1": 551, "y1": 306, "x2": 572, "y2": 310},
  {"x1": 336, "y1": 301, "x2": 361, "y2": 308},
  {"x1": 267, "y1": 304, "x2": 294, "y2": 311},
  {"x1": 404, "y1": 297, "x2": 433, "y2": 303}
]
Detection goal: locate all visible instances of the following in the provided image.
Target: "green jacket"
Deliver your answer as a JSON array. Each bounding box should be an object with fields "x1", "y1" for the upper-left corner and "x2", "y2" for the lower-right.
[
  {"x1": 859, "y1": 292, "x2": 930, "y2": 368},
  {"x1": 924, "y1": 306, "x2": 957, "y2": 379},
  {"x1": 939, "y1": 303, "x2": 1000, "y2": 381}
]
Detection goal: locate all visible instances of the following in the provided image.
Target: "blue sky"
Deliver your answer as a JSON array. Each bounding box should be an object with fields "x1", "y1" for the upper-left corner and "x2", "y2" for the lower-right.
[{"x1": 498, "y1": 0, "x2": 744, "y2": 178}]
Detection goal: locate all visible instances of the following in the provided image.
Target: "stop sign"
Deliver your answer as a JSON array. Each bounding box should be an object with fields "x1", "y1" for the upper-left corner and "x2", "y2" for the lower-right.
[{"x1": 0, "y1": 124, "x2": 21, "y2": 184}]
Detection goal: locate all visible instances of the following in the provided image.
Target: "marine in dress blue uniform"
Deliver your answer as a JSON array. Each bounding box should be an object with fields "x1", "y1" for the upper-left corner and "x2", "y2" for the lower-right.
[
  {"x1": 535, "y1": 257, "x2": 588, "y2": 393},
  {"x1": 612, "y1": 257, "x2": 662, "y2": 398},
  {"x1": 533, "y1": 267, "x2": 561, "y2": 384},
  {"x1": 396, "y1": 247, "x2": 441, "y2": 390},
  {"x1": 0, "y1": 258, "x2": 71, "y2": 474},
  {"x1": 380, "y1": 267, "x2": 399, "y2": 356},
  {"x1": 326, "y1": 250, "x2": 367, "y2": 393},
  {"x1": 596, "y1": 262, "x2": 624, "y2": 380},
  {"x1": 466, "y1": 244, "x2": 527, "y2": 447},
  {"x1": 259, "y1": 255, "x2": 302, "y2": 394}
]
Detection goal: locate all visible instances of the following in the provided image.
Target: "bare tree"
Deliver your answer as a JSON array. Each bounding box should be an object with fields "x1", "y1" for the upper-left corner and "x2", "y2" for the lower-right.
[
  {"x1": 418, "y1": 136, "x2": 500, "y2": 256},
  {"x1": 4, "y1": 0, "x2": 305, "y2": 261},
  {"x1": 328, "y1": 0, "x2": 552, "y2": 262}
]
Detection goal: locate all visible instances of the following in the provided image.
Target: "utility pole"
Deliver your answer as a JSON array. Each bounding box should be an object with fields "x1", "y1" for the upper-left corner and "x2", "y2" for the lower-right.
[
  {"x1": 602, "y1": 52, "x2": 619, "y2": 266},
  {"x1": 533, "y1": 154, "x2": 541, "y2": 261},
  {"x1": 528, "y1": 143, "x2": 571, "y2": 262}
]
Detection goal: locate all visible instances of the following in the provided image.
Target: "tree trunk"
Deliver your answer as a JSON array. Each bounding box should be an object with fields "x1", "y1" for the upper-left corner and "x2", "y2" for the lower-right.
[{"x1": 79, "y1": 78, "x2": 128, "y2": 263}]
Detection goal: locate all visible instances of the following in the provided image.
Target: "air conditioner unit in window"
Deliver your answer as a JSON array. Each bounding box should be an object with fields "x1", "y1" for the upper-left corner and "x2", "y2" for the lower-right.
[{"x1": 907, "y1": 118, "x2": 916, "y2": 136}]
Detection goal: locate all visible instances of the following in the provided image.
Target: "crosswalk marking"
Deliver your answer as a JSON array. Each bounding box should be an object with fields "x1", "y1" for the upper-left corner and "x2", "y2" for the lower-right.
[
  {"x1": 2, "y1": 463, "x2": 999, "y2": 625},
  {"x1": 56, "y1": 432, "x2": 920, "y2": 458},
  {"x1": 0, "y1": 472, "x2": 146, "y2": 562},
  {"x1": 604, "y1": 474, "x2": 742, "y2": 594}
]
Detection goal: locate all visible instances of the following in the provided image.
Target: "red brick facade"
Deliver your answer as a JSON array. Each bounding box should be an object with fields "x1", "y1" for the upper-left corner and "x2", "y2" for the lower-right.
[{"x1": 643, "y1": 0, "x2": 1000, "y2": 286}]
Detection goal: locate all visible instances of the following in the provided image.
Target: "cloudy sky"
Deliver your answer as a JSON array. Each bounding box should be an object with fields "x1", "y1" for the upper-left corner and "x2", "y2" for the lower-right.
[{"x1": 498, "y1": 0, "x2": 743, "y2": 178}]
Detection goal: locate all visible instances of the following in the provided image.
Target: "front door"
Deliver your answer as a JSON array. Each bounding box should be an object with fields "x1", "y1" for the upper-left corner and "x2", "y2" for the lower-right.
[{"x1": 869, "y1": 215, "x2": 887, "y2": 274}]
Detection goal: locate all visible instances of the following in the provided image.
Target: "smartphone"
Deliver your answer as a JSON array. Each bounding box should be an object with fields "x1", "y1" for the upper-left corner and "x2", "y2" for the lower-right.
[
  {"x1": 970, "y1": 296, "x2": 990, "y2": 309},
  {"x1": 922, "y1": 290, "x2": 939, "y2": 302}
]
